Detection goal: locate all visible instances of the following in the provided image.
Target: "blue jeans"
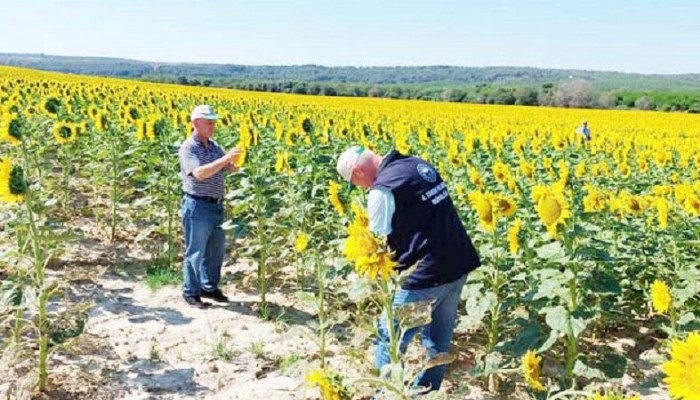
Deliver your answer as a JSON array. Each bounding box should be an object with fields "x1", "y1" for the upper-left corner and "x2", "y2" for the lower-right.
[
  {"x1": 181, "y1": 196, "x2": 225, "y2": 297},
  {"x1": 375, "y1": 274, "x2": 467, "y2": 392}
]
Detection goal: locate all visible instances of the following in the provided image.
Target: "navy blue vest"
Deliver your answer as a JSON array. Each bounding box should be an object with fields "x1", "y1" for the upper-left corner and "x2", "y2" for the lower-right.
[{"x1": 372, "y1": 151, "x2": 481, "y2": 290}]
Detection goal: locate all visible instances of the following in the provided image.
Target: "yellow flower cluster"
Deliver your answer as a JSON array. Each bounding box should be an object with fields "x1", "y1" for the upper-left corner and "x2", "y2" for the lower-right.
[
  {"x1": 468, "y1": 191, "x2": 516, "y2": 233},
  {"x1": 342, "y1": 203, "x2": 396, "y2": 282},
  {"x1": 306, "y1": 368, "x2": 346, "y2": 400},
  {"x1": 663, "y1": 332, "x2": 700, "y2": 400}
]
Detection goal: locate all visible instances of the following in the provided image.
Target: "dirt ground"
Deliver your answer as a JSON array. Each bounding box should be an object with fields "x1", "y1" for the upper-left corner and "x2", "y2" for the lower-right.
[{"x1": 0, "y1": 222, "x2": 671, "y2": 400}]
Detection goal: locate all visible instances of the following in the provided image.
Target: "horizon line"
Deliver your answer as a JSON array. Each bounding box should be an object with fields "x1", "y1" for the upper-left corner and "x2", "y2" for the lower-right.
[{"x1": 1, "y1": 51, "x2": 698, "y2": 77}]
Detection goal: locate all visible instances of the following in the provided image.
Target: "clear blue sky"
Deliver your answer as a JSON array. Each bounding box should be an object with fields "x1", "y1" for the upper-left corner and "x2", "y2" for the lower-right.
[{"x1": 0, "y1": 0, "x2": 698, "y2": 74}]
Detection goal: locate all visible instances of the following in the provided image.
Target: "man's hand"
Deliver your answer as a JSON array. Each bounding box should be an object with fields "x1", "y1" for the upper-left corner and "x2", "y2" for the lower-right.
[
  {"x1": 224, "y1": 147, "x2": 243, "y2": 172},
  {"x1": 226, "y1": 147, "x2": 243, "y2": 164}
]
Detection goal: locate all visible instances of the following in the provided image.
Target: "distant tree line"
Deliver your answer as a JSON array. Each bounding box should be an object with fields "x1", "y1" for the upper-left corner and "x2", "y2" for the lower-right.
[
  {"x1": 145, "y1": 75, "x2": 700, "y2": 112},
  {"x1": 3, "y1": 53, "x2": 700, "y2": 92},
  {"x1": 3, "y1": 53, "x2": 699, "y2": 111}
]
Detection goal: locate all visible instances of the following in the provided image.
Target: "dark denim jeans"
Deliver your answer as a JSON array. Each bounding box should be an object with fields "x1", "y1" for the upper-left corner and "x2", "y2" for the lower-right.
[
  {"x1": 375, "y1": 274, "x2": 467, "y2": 391},
  {"x1": 181, "y1": 195, "x2": 225, "y2": 297}
]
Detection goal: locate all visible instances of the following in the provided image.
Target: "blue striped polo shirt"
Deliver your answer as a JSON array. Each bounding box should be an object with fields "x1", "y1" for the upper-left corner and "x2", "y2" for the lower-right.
[{"x1": 179, "y1": 134, "x2": 226, "y2": 199}]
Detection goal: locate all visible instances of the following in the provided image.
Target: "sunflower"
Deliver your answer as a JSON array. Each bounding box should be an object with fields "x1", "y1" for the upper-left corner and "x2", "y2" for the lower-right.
[
  {"x1": 610, "y1": 191, "x2": 647, "y2": 218},
  {"x1": 135, "y1": 119, "x2": 148, "y2": 141},
  {"x1": 492, "y1": 194, "x2": 517, "y2": 218},
  {"x1": 0, "y1": 112, "x2": 22, "y2": 145},
  {"x1": 650, "y1": 280, "x2": 672, "y2": 314},
  {"x1": 52, "y1": 121, "x2": 77, "y2": 144},
  {"x1": 637, "y1": 157, "x2": 649, "y2": 173},
  {"x1": 618, "y1": 161, "x2": 631, "y2": 178},
  {"x1": 533, "y1": 186, "x2": 571, "y2": 237},
  {"x1": 305, "y1": 368, "x2": 350, "y2": 400},
  {"x1": 507, "y1": 218, "x2": 522, "y2": 255},
  {"x1": 655, "y1": 197, "x2": 669, "y2": 229},
  {"x1": 522, "y1": 350, "x2": 545, "y2": 391},
  {"x1": 43, "y1": 97, "x2": 61, "y2": 114},
  {"x1": 575, "y1": 161, "x2": 586, "y2": 178},
  {"x1": 354, "y1": 251, "x2": 396, "y2": 282},
  {"x1": 343, "y1": 204, "x2": 395, "y2": 282},
  {"x1": 469, "y1": 168, "x2": 484, "y2": 189},
  {"x1": 552, "y1": 135, "x2": 568, "y2": 151},
  {"x1": 683, "y1": 194, "x2": 700, "y2": 217},
  {"x1": 507, "y1": 177, "x2": 521, "y2": 196},
  {"x1": 295, "y1": 233, "x2": 309, "y2": 253},
  {"x1": 0, "y1": 157, "x2": 27, "y2": 204},
  {"x1": 94, "y1": 110, "x2": 110, "y2": 131},
  {"x1": 583, "y1": 185, "x2": 607, "y2": 213},
  {"x1": 662, "y1": 332, "x2": 700, "y2": 400},
  {"x1": 275, "y1": 151, "x2": 292, "y2": 174},
  {"x1": 297, "y1": 114, "x2": 313, "y2": 134},
  {"x1": 468, "y1": 191, "x2": 495, "y2": 233},
  {"x1": 652, "y1": 185, "x2": 672, "y2": 197},
  {"x1": 654, "y1": 150, "x2": 672, "y2": 167},
  {"x1": 519, "y1": 159, "x2": 534, "y2": 179},
  {"x1": 239, "y1": 122, "x2": 253, "y2": 148},
  {"x1": 674, "y1": 184, "x2": 694, "y2": 205},
  {"x1": 492, "y1": 160, "x2": 511, "y2": 184},
  {"x1": 328, "y1": 181, "x2": 345, "y2": 216},
  {"x1": 542, "y1": 157, "x2": 553, "y2": 174},
  {"x1": 395, "y1": 132, "x2": 410, "y2": 155},
  {"x1": 557, "y1": 160, "x2": 569, "y2": 183}
]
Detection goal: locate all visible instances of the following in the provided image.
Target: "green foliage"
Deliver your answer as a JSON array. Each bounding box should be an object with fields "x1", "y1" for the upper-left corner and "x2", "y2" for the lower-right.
[
  {"x1": 4, "y1": 52, "x2": 700, "y2": 111},
  {"x1": 145, "y1": 260, "x2": 182, "y2": 290}
]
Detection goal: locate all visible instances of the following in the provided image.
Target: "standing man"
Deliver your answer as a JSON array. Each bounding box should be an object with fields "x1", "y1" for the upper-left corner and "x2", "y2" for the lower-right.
[
  {"x1": 179, "y1": 104, "x2": 241, "y2": 308},
  {"x1": 336, "y1": 146, "x2": 481, "y2": 392},
  {"x1": 577, "y1": 120, "x2": 591, "y2": 141}
]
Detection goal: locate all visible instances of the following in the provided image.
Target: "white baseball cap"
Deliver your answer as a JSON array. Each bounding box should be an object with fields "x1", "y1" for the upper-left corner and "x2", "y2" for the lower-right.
[
  {"x1": 336, "y1": 145, "x2": 365, "y2": 183},
  {"x1": 190, "y1": 105, "x2": 218, "y2": 121}
]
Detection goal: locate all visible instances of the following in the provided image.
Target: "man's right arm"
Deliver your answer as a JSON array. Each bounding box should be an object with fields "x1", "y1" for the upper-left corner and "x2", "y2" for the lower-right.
[
  {"x1": 180, "y1": 147, "x2": 239, "y2": 181},
  {"x1": 191, "y1": 156, "x2": 234, "y2": 181},
  {"x1": 368, "y1": 189, "x2": 395, "y2": 236}
]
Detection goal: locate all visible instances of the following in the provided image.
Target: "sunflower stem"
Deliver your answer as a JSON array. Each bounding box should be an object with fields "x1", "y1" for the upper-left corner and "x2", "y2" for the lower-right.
[
  {"x1": 20, "y1": 135, "x2": 50, "y2": 392},
  {"x1": 315, "y1": 254, "x2": 327, "y2": 368}
]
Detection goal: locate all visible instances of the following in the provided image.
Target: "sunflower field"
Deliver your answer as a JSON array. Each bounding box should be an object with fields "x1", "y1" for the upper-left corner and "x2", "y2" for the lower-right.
[{"x1": 0, "y1": 65, "x2": 699, "y2": 400}]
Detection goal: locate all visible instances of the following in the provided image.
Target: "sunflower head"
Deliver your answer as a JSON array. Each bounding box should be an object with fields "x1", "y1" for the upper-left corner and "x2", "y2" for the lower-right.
[
  {"x1": 535, "y1": 187, "x2": 571, "y2": 238},
  {"x1": 492, "y1": 160, "x2": 511, "y2": 184},
  {"x1": 343, "y1": 205, "x2": 395, "y2": 282},
  {"x1": 305, "y1": 368, "x2": 350, "y2": 400},
  {"x1": 650, "y1": 279, "x2": 672, "y2": 314},
  {"x1": 519, "y1": 159, "x2": 534, "y2": 179},
  {"x1": 470, "y1": 169, "x2": 484, "y2": 188},
  {"x1": 583, "y1": 184, "x2": 607, "y2": 213},
  {"x1": 52, "y1": 122, "x2": 77, "y2": 145},
  {"x1": 0, "y1": 158, "x2": 28, "y2": 204},
  {"x1": 298, "y1": 114, "x2": 314, "y2": 134},
  {"x1": 507, "y1": 218, "x2": 522, "y2": 255},
  {"x1": 655, "y1": 197, "x2": 669, "y2": 229},
  {"x1": 493, "y1": 195, "x2": 517, "y2": 218},
  {"x1": 328, "y1": 181, "x2": 345, "y2": 216},
  {"x1": 44, "y1": 97, "x2": 62, "y2": 114},
  {"x1": 522, "y1": 350, "x2": 545, "y2": 391},
  {"x1": 0, "y1": 112, "x2": 23, "y2": 145},
  {"x1": 662, "y1": 332, "x2": 700, "y2": 400},
  {"x1": 295, "y1": 233, "x2": 309, "y2": 253},
  {"x1": 469, "y1": 191, "x2": 495, "y2": 233}
]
